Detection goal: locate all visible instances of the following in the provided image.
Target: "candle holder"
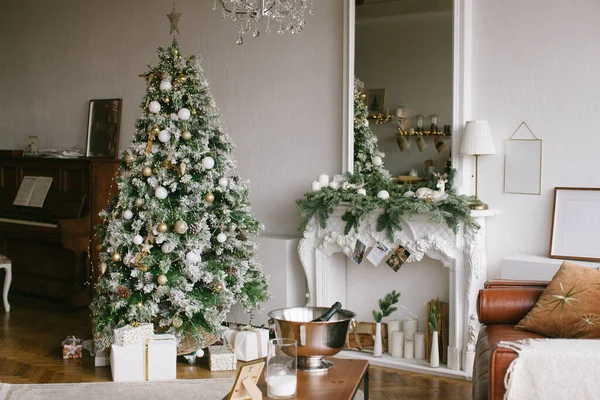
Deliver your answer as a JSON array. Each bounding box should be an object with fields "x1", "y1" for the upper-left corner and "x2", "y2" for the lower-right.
[{"x1": 266, "y1": 338, "x2": 297, "y2": 399}]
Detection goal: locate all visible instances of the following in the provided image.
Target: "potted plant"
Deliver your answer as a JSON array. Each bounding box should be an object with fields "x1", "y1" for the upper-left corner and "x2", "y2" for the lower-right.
[{"x1": 372, "y1": 290, "x2": 400, "y2": 357}]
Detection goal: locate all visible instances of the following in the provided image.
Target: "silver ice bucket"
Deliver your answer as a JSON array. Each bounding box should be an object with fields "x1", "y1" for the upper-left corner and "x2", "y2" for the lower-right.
[{"x1": 268, "y1": 306, "x2": 356, "y2": 372}]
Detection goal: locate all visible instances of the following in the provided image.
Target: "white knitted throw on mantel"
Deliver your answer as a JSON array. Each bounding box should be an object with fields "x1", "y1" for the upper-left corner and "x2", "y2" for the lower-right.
[{"x1": 499, "y1": 338, "x2": 600, "y2": 400}]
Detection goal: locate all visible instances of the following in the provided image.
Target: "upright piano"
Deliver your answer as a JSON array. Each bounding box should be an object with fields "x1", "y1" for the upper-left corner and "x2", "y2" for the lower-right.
[{"x1": 0, "y1": 155, "x2": 119, "y2": 307}]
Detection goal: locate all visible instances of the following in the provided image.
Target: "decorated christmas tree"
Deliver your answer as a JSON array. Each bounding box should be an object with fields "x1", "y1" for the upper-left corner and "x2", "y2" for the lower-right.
[
  {"x1": 353, "y1": 78, "x2": 390, "y2": 179},
  {"x1": 91, "y1": 8, "x2": 269, "y2": 351}
]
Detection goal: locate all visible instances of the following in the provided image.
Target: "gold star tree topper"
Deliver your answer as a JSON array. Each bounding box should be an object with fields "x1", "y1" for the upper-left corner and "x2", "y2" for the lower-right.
[{"x1": 167, "y1": 3, "x2": 182, "y2": 35}]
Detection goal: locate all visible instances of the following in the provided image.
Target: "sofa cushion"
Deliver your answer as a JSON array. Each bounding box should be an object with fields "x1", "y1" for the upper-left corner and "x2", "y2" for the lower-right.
[
  {"x1": 473, "y1": 325, "x2": 545, "y2": 400},
  {"x1": 515, "y1": 261, "x2": 600, "y2": 338}
]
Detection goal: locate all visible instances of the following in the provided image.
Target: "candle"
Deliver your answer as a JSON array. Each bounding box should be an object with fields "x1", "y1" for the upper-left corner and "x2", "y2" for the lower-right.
[
  {"x1": 267, "y1": 375, "x2": 297, "y2": 398},
  {"x1": 391, "y1": 331, "x2": 404, "y2": 358},
  {"x1": 395, "y1": 107, "x2": 404, "y2": 118},
  {"x1": 311, "y1": 181, "x2": 321, "y2": 191},
  {"x1": 404, "y1": 340, "x2": 414, "y2": 360},
  {"x1": 318, "y1": 174, "x2": 329, "y2": 187},
  {"x1": 414, "y1": 332, "x2": 425, "y2": 360},
  {"x1": 357, "y1": 188, "x2": 367, "y2": 196},
  {"x1": 387, "y1": 319, "x2": 401, "y2": 355},
  {"x1": 403, "y1": 318, "x2": 417, "y2": 341}
]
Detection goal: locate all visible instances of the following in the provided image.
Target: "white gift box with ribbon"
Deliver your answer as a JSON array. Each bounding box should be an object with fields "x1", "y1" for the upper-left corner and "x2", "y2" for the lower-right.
[
  {"x1": 208, "y1": 345, "x2": 237, "y2": 371},
  {"x1": 110, "y1": 334, "x2": 176, "y2": 382},
  {"x1": 224, "y1": 327, "x2": 269, "y2": 362},
  {"x1": 113, "y1": 323, "x2": 154, "y2": 347}
]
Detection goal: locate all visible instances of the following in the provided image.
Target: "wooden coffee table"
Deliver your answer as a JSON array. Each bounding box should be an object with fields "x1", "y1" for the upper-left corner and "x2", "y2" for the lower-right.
[{"x1": 257, "y1": 358, "x2": 369, "y2": 400}]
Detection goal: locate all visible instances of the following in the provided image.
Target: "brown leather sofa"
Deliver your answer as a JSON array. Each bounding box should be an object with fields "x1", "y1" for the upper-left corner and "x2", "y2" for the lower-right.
[{"x1": 472, "y1": 280, "x2": 549, "y2": 400}]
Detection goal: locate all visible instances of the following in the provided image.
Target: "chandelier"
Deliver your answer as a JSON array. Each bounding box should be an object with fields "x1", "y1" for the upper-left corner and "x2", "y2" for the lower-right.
[{"x1": 214, "y1": 0, "x2": 315, "y2": 44}]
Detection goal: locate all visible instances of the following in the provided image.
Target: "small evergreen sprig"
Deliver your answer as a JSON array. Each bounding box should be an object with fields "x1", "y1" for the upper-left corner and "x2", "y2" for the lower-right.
[
  {"x1": 372, "y1": 290, "x2": 401, "y2": 323},
  {"x1": 428, "y1": 297, "x2": 441, "y2": 332}
]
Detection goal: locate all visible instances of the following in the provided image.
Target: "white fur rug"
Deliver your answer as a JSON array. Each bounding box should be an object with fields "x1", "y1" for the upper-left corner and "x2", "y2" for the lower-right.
[
  {"x1": 499, "y1": 339, "x2": 600, "y2": 400},
  {"x1": 0, "y1": 379, "x2": 365, "y2": 400}
]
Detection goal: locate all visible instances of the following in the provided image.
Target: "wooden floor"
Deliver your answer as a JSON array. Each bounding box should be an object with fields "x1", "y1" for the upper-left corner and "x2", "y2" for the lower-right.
[{"x1": 0, "y1": 295, "x2": 472, "y2": 399}]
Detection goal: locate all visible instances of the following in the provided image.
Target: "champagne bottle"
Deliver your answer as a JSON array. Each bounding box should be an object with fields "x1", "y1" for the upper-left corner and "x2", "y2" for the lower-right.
[{"x1": 311, "y1": 302, "x2": 342, "y2": 322}]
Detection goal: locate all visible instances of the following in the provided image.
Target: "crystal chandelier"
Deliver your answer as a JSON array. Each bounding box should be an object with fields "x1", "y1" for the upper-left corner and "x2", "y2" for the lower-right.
[{"x1": 214, "y1": 0, "x2": 315, "y2": 44}]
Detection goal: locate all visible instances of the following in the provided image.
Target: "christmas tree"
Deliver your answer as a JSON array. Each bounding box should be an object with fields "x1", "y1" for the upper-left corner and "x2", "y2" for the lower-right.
[
  {"x1": 91, "y1": 9, "x2": 269, "y2": 351},
  {"x1": 353, "y1": 78, "x2": 390, "y2": 179}
]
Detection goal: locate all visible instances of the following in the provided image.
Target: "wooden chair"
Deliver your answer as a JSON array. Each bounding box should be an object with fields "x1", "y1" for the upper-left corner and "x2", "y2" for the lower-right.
[{"x1": 0, "y1": 255, "x2": 11, "y2": 312}]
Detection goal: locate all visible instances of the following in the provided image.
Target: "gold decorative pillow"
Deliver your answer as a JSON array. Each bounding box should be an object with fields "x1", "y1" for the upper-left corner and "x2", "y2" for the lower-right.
[{"x1": 515, "y1": 261, "x2": 600, "y2": 338}]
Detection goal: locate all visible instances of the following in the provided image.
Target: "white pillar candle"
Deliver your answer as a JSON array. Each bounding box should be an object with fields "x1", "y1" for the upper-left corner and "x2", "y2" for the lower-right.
[
  {"x1": 318, "y1": 174, "x2": 329, "y2": 187},
  {"x1": 414, "y1": 332, "x2": 425, "y2": 360},
  {"x1": 267, "y1": 375, "x2": 297, "y2": 398},
  {"x1": 391, "y1": 331, "x2": 404, "y2": 358},
  {"x1": 387, "y1": 319, "x2": 401, "y2": 355},
  {"x1": 404, "y1": 339, "x2": 414, "y2": 360},
  {"x1": 403, "y1": 318, "x2": 417, "y2": 341},
  {"x1": 311, "y1": 181, "x2": 321, "y2": 191}
]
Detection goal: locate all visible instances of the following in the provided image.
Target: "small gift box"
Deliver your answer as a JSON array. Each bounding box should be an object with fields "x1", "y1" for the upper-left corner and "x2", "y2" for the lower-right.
[
  {"x1": 224, "y1": 326, "x2": 269, "y2": 361},
  {"x1": 113, "y1": 322, "x2": 154, "y2": 346},
  {"x1": 62, "y1": 336, "x2": 83, "y2": 359},
  {"x1": 208, "y1": 345, "x2": 237, "y2": 371},
  {"x1": 94, "y1": 332, "x2": 113, "y2": 353},
  {"x1": 110, "y1": 334, "x2": 177, "y2": 382}
]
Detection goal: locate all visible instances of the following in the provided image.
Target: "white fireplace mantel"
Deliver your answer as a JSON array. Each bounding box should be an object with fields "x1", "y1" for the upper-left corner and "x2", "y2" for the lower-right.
[{"x1": 298, "y1": 205, "x2": 497, "y2": 377}]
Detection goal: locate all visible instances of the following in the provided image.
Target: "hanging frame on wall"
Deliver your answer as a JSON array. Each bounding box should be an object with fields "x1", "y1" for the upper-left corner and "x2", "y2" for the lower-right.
[{"x1": 504, "y1": 122, "x2": 542, "y2": 195}]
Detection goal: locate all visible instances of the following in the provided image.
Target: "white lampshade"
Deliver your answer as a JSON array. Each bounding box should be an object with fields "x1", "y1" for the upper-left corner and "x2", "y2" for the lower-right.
[{"x1": 459, "y1": 120, "x2": 496, "y2": 156}]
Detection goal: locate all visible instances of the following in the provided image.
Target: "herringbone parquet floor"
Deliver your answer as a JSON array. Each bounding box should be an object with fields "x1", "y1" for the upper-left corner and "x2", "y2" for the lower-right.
[{"x1": 0, "y1": 295, "x2": 472, "y2": 399}]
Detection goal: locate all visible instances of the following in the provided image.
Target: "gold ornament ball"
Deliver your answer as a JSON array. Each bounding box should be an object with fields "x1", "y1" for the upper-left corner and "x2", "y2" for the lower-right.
[
  {"x1": 151, "y1": 125, "x2": 160, "y2": 136},
  {"x1": 172, "y1": 316, "x2": 183, "y2": 328},
  {"x1": 157, "y1": 274, "x2": 168, "y2": 285},
  {"x1": 138, "y1": 264, "x2": 148, "y2": 272},
  {"x1": 191, "y1": 109, "x2": 197, "y2": 115},
  {"x1": 111, "y1": 252, "x2": 121, "y2": 262},
  {"x1": 142, "y1": 166, "x2": 152, "y2": 177},
  {"x1": 136, "y1": 302, "x2": 143, "y2": 309},
  {"x1": 213, "y1": 282, "x2": 224, "y2": 293},
  {"x1": 205, "y1": 193, "x2": 215, "y2": 203},
  {"x1": 174, "y1": 220, "x2": 188, "y2": 234},
  {"x1": 157, "y1": 222, "x2": 168, "y2": 233},
  {"x1": 135, "y1": 198, "x2": 145, "y2": 208},
  {"x1": 125, "y1": 154, "x2": 135, "y2": 165},
  {"x1": 181, "y1": 130, "x2": 192, "y2": 141},
  {"x1": 163, "y1": 97, "x2": 170, "y2": 104}
]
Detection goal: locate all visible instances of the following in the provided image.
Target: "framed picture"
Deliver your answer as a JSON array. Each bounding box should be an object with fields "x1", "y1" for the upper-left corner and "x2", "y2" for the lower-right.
[
  {"x1": 85, "y1": 99, "x2": 122, "y2": 159},
  {"x1": 23, "y1": 136, "x2": 38, "y2": 156},
  {"x1": 549, "y1": 187, "x2": 600, "y2": 261},
  {"x1": 228, "y1": 360, "x2": 264, "y2": 400},
  {"x1": 365, "y1": 88, "x2": 385, "y2": 117}
]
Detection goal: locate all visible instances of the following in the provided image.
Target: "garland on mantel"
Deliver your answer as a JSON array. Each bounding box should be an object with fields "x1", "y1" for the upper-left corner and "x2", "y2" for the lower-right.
[{"x1": 297, "y1": 171, "x2": 478, "y2": 242}]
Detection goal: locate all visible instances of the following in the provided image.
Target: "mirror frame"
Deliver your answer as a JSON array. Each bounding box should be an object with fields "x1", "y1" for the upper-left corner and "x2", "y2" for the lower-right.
[{"x1": 342, "y1": 0, "x2": 474, "y2": 193}]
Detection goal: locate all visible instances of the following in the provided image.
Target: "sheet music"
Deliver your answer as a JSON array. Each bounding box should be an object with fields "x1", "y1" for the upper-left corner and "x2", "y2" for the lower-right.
[{"x1": 13, "y1": 176, "x2": 53, "y2": 207}]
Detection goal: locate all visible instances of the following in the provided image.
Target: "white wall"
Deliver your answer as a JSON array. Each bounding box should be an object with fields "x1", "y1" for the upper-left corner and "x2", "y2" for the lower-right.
[
  {"x1": 472, "y1": 0, "x2": 600, "y2": 278},
  {"x1": 0, "y1": 0, "x2": 343, "y2": 237},
  {"x1": 355, "y1": 12, "x2": 453, "y2": 176}
]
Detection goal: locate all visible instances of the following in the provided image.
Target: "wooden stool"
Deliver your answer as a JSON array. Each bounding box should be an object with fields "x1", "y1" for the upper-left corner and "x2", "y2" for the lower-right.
[{"x1": 0, "y1": 255, "x2": 11, "y2": 312}]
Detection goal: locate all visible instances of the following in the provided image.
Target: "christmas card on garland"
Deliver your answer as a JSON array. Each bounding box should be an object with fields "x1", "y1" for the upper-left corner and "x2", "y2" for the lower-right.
[{"x1": 91, "y1": 6, "x2": 269, "y2": 356}]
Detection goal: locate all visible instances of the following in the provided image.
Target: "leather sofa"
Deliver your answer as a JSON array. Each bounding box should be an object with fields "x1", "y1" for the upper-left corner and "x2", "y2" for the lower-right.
[{"x1": 472, "y1": 280, "x2": 549, "y2": 400}]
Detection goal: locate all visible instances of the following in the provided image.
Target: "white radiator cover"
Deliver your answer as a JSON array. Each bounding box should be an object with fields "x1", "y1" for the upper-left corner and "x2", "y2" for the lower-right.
[{"x1": 227, "y1": 235, "x2": 307, "y2": 328}]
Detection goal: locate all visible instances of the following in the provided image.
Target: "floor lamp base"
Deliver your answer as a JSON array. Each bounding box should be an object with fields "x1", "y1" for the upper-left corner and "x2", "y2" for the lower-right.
[{"x1": 469, "y1": 199, "x2": 489, "y2": 210}]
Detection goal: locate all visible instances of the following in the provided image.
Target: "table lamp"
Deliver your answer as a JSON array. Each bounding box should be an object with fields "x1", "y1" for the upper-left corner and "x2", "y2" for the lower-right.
[{"x1": 459, "y1": 120, "x2": 496, "y2": 210}]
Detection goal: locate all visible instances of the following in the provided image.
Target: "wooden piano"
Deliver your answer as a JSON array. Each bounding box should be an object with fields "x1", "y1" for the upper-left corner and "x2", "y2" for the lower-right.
[{"x1": 0, "y1": 155, "x2": 119, "y2": 307}]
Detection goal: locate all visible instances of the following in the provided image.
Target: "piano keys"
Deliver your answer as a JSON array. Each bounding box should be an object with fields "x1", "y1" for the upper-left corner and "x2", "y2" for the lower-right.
[{"x1": 0, "y1": 155, "x2": 119, "y2": 307}]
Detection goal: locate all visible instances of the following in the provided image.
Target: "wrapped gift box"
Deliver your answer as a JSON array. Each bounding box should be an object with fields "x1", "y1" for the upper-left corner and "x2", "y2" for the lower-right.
[
  {"x1": 62, "y1": 336, "x2": 82, "y2": 359},
  {"x1": 94, "y1": 332, "x2": 113, "y2": 353},
  {"x1": 110, "y1": 334, "x2": 177, "y2": 382},
  {"x1": 224, "y1": 327, "x2": 269, "y2": 361},
  {"x1": 208, "y1": 345, "x2": 237, "y2": 371},
  {"x1": 113, "y1": 323, "x2": 154, "y2": 346}
]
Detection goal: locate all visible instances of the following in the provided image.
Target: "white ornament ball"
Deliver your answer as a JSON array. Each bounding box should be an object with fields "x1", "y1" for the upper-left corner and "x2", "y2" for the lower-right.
[
  {"x1": 157, "y1": 274, "x2": 168, "y2": 285},
  {"x1": 218, "y1": 177, "x2": 228, "y2": 188},
  {"x1": 148, "y1": 101, "x2": 161, "y2": 114},
  {"x1": 373, "y1": 156, "x2": 383, "y2": 166},
  {"x1": 216, "y1": 233, "x2": 227, "y2": 243},
  {"x1": 177, "y1": 108, "x2": 191, "y2": 121},
  {"x1": 185, "y1": 251, "x2": 201, "y2": 263},
  {"x1": 155, "y1": 186, "x2": 168, "y2": 199},
  {"x1": 357, "y1": 188, "x2": 367, "y2": 196},
  {"x1": 329, "y1": 181, "x2": 340, "y2": 190},
  {"x1": 158, "y1": 130, "x2": 171, "y2": 143},
  {"x1": 122, "y1": 210, "x2": 133, "y2": 220},
  {"x1": 133, "y1": 235, "x2": 144, "y2": 245},
  {"x1": 377, "y1": 190, "x2": 390, "y2": 200},
  {"x1": 161, "y1": 242, "x2": 174, "y2": 253},
  {"x1": 159, "y1": 80, "x2": 172, "y2": 92},
  {"x1": 201, "y1": 156, "x2": 215, "y2": 170}
]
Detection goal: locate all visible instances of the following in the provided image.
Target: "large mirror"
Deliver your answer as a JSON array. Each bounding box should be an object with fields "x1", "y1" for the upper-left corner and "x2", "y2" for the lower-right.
[
  {"x1": 355, "y1": 0, "x2": 452, "y2": 180},
  {"x1": 344, "y1": 0, "x2": 472, "y2": 190}
]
